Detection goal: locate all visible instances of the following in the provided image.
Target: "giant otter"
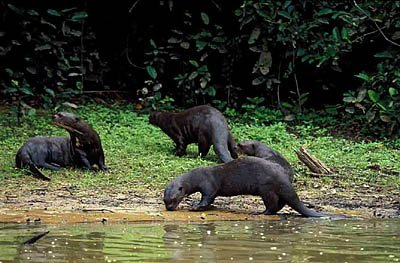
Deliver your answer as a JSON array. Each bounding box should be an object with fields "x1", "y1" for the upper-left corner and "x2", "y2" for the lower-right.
[
  {"x1": 15, "y1": 112, "x2": 106, "y2": 181},
  {"x1": 149, "y1": 105, "x2": 237, "y2": 163},
  {"x1": 235, "y1": 140, "x2": 294, "y2": 182},
  {"x1": 164, "y1": 157, "x2": 340, "y2": 217}
]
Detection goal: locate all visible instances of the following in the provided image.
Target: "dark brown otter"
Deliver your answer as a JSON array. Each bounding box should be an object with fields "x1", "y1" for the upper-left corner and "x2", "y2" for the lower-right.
[
  {"x1": 149, "y1": 105, "x2": 237, "y2": 163},
  {"x1": 164, "y1": 157, "x2": 344, "y2": 218},
  {"x1": 15, "y1": 112, "x2": 106, "y2": 181},
  {"x1": 235, "y1": 140, "x2": 294, "y2": 182}
]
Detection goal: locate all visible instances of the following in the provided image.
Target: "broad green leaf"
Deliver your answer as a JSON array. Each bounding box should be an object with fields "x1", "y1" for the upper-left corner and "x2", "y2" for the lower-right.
[
  {"x1": 317, "y1": 8, "x2": 334, "y2": 16},
  {"x1": 27, "y1": 10, "x2": 39, "y2": 16},
  {"x1": 47, "y1": 9, "x2": 61, "y2": 16},
  {"x1": 26, "y1": 67, "x2": 37, "y2": 74},
  {"x1": 34, "y1": 44, "x2": 51, "y2": 51},
  {"x1": 146, "y1": 66, "x2": 157, "y2": 79},
  {"x1": 355, "y1": 72, "x2": 370, "y2": 82},
  {"x1": 356, "y1": 88, "x2": 367, "y2": 102},
  {"x1": 196, "y1": 41, "x2": 207, "y2": 51},
  {"x1": 188, "y1": 71, "x2": 198, "y2": 80},
  {"x1": 248, "y1": 27, "x2": 260, "y2": 44},
  {"x1": 71, "y1": 11, "x2": 88, "y2": 22},
  {"x1": 374, "y1": 51, "x2": 393, "y2": 58},
  {"x1": 389, "y1": 87, "x2": 398, "y2": 96},
  {"x1": 45, "y1": 88, "x2": 55, "y2": 97},
  {"x1": 380, "y1": 115, "x2": 391, "y2": 122},
  {"x1": 365, "y1": 109, "x2": 376, "y2": 122},
  {"x1": 207, "y1": 87, "x2": 216, "y2": 96},
  {"x1": 278, "y1": 10, "x2": 291, "y2": 20},
  {"x1": 367, "y1": 90, "x2": 379, "y2": 103},
  {"x1": 332, "y1": 27, "x2": 341, "y2": 42},
  {"x1": 341, "y1": 27, "x2": 349, "y2": 41},
  {"x1": 189, "y1": 60, "x2": 199, "y2": 67},
  {"x1": 201, "y1": 12, "x2": 209, "y2": 25},
  {"x1": 21, "y1": 87, "x2": 34, "y2": 96}
]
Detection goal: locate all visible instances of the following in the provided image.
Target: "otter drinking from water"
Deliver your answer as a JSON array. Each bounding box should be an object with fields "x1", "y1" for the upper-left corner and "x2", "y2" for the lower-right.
[
  {"x1": 15, "y1": 112, "x2": 106, "y2": 181},
  {"x1": 164, "y1": 157, "x2": 340, "y2": 217},
  {"x1": 149, "y1": 105, "x2": 237, "y2": 163},
  {"x1": 235, "y1": 140, "x2": 294, "y2": 182}
]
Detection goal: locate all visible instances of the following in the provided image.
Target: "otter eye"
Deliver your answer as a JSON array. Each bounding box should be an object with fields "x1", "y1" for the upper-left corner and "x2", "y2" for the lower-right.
[
  {"x1": 75, "y1": 117, "x2": 80, "y2": 122},
  {"x1": 178, "y1": 187, "x2": 183, "y2": 191}
]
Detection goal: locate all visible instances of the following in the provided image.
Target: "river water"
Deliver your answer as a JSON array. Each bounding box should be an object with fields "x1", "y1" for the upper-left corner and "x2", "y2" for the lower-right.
[{"x1": 0, "y1": 219, "x2": 399, "y2": 262}]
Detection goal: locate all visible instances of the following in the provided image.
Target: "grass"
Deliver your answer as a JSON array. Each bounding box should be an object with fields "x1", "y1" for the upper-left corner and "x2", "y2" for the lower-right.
[{"x1": 0, "y1": 103, "x2": 399, "y2": 193}]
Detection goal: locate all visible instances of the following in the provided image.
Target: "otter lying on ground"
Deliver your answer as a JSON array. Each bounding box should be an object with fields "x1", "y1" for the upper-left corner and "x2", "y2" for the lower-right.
[
  {"x1": 164, "y1": 157, "x2": 343, "y2": 218},
  {"x1": 235, "y1": 140, "x2": 294, "y2": 182},
  {"x1": 149, "y1": 105, "x2": 237, "y2": 163},
  {"x1": 15, "y1": 112, "x2": 106, "y2": 181}
]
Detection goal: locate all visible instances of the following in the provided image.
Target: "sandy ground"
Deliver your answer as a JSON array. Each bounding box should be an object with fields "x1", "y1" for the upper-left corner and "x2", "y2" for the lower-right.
[{"x1": 0, "y1": 177, "x2": 398, "y2": 224}]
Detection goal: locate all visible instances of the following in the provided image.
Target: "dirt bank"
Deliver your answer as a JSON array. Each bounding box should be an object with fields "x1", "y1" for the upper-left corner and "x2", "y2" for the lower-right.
[{"x1": 0, "y1": 177, "x2": 398, "y2": 224}]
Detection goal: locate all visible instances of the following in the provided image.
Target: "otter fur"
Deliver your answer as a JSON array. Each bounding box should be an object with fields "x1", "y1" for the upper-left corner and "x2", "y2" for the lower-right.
[
  {"x1": 15, "y1": 112, "x2": 106, "y2": 180},
  {"x1": 235, "y1": 140, "x2": 294, "y2": 182},
  {"x1": 149, "y1": 105, "x2": 237, "y2": 163},
  {"x1": 164, "y1": 157, "x2": 342, "y2": 218}
]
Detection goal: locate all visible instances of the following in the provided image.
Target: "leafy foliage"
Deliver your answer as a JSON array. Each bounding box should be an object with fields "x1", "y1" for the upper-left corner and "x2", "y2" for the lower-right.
[{"x1": 0, "y1": 2, "x2": 105, "y2": 115}]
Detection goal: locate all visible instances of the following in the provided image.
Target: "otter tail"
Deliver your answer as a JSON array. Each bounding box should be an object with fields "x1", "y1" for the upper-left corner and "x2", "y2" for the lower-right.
[
  {"x1": 15, "y1": 149, "x2": 51, "y2": 181},
  {"x1": 280, "y1": 183, "x2": 338, "y2": 218}
]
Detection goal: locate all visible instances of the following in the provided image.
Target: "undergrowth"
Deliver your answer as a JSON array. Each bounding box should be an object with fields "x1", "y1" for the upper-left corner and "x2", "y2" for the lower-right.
[{"x1": 0, "y1": 103, "x2": 398, "y2": 192}]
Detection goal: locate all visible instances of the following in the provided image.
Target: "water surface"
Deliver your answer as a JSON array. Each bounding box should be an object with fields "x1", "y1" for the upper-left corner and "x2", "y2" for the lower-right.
[{"x1": 0, "y1": 219, "x2": 399, "y2": 262}]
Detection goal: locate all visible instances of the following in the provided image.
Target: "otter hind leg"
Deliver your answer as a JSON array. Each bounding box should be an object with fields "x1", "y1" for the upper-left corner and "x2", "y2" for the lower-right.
[
  {"x1": 198, "y1": 134, "x2": 212, "y2": 158},
  {"x1": 250, "y1": 191, "x2": 284, "y2": 215}
]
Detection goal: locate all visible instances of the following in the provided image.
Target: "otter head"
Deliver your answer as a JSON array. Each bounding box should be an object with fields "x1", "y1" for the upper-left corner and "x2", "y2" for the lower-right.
[
  {"x1": 148, "y1": 112, "x2": 161, "y2": 125},
  {"x1": 234, "y1": 140, "x2": 257, "y2": 156},
  {"x1": 52, "y1": 112, "x2": 86, "y2": 135},
  {"x1": 163, "y1": 178, "x2": 186, "y2": 211}
]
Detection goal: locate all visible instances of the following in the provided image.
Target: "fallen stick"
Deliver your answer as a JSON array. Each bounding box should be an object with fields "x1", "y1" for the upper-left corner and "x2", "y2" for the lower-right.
[
  {"x1": 296, "y1": 146, "x2": 333, "y2": 175},
  {"x1": 23, "y1": 231, "x2": 50, "y2": 245}
]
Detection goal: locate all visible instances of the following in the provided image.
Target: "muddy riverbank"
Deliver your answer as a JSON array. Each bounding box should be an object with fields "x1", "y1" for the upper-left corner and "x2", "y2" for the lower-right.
[{"x1": 0, "y1": 177, "x2": 398, "y2": 224}]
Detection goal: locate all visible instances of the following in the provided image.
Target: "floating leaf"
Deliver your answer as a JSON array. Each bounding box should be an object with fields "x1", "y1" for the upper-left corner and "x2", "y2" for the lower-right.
[{"x1": 146, "y1": 66, "x2": 157, "y2": 79}]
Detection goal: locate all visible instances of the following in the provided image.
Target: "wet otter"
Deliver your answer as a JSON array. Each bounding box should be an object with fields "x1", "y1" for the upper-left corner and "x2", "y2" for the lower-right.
[
  {"x1": 164, "y1": 157, "x2": 339, "y2": 217},
  {"x1": 235, "y1": 140, "x2": 294, "y2": 182},
  {"x1": 15, "y1": 112, "x2": 106, "y2": 181},
  {"x1": 149, "y1": 105, "x2": 237, "y2": 163}
]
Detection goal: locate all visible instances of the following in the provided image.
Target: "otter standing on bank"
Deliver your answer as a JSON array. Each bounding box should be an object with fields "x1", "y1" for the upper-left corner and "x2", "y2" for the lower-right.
[
  {"x1": 235, "y1": 140, "x2": 294, "y2": 182},
  {"x1": 149, "y1": 105, "x2": 238, "y2": 163},
  {"x1": 164, "y1": 157, "x2": 341, "y2": 218},
  {"x1": 15, "y1": 112, "x2": 106, "y2": 181}
]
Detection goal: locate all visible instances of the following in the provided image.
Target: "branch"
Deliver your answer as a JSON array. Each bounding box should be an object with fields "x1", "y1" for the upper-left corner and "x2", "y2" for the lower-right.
[{"x1": 353, "y1": 0, "x2": 400, "y2": 48}]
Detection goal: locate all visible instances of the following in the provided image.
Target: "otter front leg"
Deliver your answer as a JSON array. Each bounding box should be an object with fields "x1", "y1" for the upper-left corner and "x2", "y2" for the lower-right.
[
  {"x1": 190, "y1": 194, "x2": 215, "y2": 211},
  {"x1": 75, "y1": 149, "x2": 93, "y2": 170}
]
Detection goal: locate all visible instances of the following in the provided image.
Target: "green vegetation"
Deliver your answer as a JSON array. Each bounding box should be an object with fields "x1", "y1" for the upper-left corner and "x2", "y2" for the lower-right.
[{"x1": 0, "y1": 104, "x2": 398, "y2": 192}]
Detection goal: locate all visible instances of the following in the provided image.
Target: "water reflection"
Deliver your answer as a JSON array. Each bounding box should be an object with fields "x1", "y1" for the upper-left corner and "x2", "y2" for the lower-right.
[{"x1": 0, "y1": 219, "x2": 399, "y2": 262}]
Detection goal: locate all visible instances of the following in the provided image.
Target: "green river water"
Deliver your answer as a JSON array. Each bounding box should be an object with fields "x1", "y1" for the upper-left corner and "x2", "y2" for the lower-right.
[{"x1": 0, "y1": 218, "x2": 399, "y2": 262}]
